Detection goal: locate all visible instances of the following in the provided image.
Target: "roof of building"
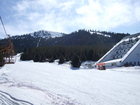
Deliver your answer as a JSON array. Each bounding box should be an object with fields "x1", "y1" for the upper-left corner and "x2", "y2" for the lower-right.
[
  {"x1": 103, "y1": 58, "x2": 122, "y2": 64},
  {"x1": 123, "y1": 33, "x2": 140, "y2": 40}
]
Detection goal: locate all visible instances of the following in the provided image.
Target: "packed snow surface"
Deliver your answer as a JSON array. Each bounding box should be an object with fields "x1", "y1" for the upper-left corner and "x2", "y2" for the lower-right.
[{"x1": 0, "y1": 54, "x2": 140, "y2": 105}]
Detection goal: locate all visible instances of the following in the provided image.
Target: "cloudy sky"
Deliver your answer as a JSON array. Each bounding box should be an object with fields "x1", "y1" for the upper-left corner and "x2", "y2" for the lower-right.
[{"x1": 0, "y1": 0, "x2": 140, "y2": 38}]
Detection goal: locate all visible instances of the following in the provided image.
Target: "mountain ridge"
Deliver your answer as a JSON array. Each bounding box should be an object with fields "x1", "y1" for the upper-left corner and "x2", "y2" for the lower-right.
[
  {"x1": 11, "y1": 30, "x2": 66, "y2": 40},
  {"x1": 0, "y1": 29, "x2": 130, "y2": 53}
]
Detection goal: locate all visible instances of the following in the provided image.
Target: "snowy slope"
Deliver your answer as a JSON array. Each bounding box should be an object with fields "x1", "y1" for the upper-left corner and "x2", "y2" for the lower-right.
[
  {"x1": 31, "y1": 30, "x2": 64, "y2": 39},
  {"x1": 0, "y1": 54, "x2": 140, "y2": 105},
  {"x1": 11, "y1": 30, "x2": 65, "y2": 40},
  {"x1": 90, "y1": 31, "x2": 111, "y2": 37}
]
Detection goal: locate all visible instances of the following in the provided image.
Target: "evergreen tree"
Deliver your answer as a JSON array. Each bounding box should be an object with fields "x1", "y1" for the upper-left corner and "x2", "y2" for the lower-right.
[
  {"x1": 0, "y1": 53, "x2": 4, "y2": 67},
  {"x1": 20, "y1": 53, "x2": 28, "y2": 60},
  {"x1": 86, "y1": 49, "x2": 94, "y2": 60},
  {"x1": 40, "y1": 54, "x2": 45, "y2": 62},
  {"x1": 71, "y1": 55, "x2": 81, "y2": 68},
  {"x1": 58, "y1": 55, "x2": 65, "y2": 64},
  {"x1": 33, "y1": 54, "x2": 40, "y2": 62},
  {"x1": 80, "y1": 51, "x2": 87, "y2": 61}
]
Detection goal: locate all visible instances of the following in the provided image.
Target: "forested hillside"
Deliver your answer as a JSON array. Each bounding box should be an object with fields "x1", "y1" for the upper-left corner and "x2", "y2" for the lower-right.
[
  {"x1": 0, "y1": 29, "x2": 130, "y2": 67},
  {"x1": 0, "y1": 29, "x2": 130, "y2": 53},
  {"x1": 20, "y1": 45, "x2": 110, "y2": 67}
]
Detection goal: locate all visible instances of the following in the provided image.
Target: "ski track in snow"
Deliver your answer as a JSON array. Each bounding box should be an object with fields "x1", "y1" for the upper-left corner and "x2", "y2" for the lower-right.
[
  {"x1": 0, "y1": 73, "x2": 83, "y2": 105},
  {"x1": 0, "y1": 90, "x2": 33, "y2": 105}
]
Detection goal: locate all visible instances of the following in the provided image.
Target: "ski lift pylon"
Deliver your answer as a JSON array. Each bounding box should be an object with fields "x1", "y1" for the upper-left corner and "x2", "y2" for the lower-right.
[{"x1": 0, "y1": 16, "x2": 16, "y2": 66}]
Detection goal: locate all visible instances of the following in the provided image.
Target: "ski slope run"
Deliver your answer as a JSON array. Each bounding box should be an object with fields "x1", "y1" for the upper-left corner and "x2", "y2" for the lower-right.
[{"x1": 0, "y1": 54, "x2": 140, "y2": 105}]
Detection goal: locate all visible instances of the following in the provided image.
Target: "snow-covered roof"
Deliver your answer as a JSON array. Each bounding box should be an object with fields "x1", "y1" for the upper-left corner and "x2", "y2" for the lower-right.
[
  {"x1": 123, "y1": 33, "x2": 140, "y2": 40},
  {"x1": 103, "y1": 58, "x2": 122, "y2": 64}
]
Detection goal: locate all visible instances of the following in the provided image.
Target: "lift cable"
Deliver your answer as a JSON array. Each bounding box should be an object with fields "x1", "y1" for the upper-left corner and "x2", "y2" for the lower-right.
[{"x1": 0, "y1": 16, "x2": 8, "y2": 36}]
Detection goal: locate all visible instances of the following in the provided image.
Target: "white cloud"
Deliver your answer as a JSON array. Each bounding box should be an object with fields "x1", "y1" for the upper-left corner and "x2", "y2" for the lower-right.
[
  {"x1": 75, "y1": 0, "x2": 140, "y2": 31},
  {"x1": 1, "y1": 0, "x2": 139, "y2": 36},
  {"x1": 134, "y1": 2, "x2": 140, "y2": 21},
  {"x1": 13, "y1": 0, "x2": 30, "y2": 15},
  {"x1": 12, "y1": 0, "x2": 79, "y2": 33},
  {"x1": 103, "y1": 3, "x2": 131, "y2": 27},
  {"x1": 61, "y1": 1, "x2": 75, "y2": 11}
]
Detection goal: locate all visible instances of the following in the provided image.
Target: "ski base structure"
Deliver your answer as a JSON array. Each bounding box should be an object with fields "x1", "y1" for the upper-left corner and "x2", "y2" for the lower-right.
[
  {"x1": 95, "y1": 33, "x2": 140, "y2": 70},
  {"x1": 0, "y1": 16, "x2": 15, "y2": 66}
]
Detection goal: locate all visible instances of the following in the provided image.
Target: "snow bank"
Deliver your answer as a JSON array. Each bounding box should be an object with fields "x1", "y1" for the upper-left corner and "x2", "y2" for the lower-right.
[{"x1": 0, "y1": 54, "x2": 140, "y2": 105}]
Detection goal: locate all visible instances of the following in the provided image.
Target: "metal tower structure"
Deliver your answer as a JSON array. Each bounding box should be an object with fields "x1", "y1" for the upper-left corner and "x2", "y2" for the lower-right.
[{"x1": 0, "y1": 16, "x2": 15, "y2": 65}]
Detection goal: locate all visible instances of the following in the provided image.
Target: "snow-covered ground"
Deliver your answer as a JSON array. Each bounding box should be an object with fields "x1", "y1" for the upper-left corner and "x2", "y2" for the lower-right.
[{"x1": 0, "y1": 54, "x2": 140, "y2": 105}]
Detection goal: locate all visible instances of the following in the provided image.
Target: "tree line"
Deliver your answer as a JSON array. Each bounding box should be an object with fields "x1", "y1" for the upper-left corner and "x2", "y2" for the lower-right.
[{"x1": 20, "y1": 45, "x2": 110, "y2": 68}]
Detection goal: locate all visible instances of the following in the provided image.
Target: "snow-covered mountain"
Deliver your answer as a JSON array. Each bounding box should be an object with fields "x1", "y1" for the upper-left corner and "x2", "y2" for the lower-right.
[
  {"x1": 31, "y1": 30, "x2": 65, "y2": 38},
  {"x1": 11, "y1": 30, "x2": 65, "y2": 40}
]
